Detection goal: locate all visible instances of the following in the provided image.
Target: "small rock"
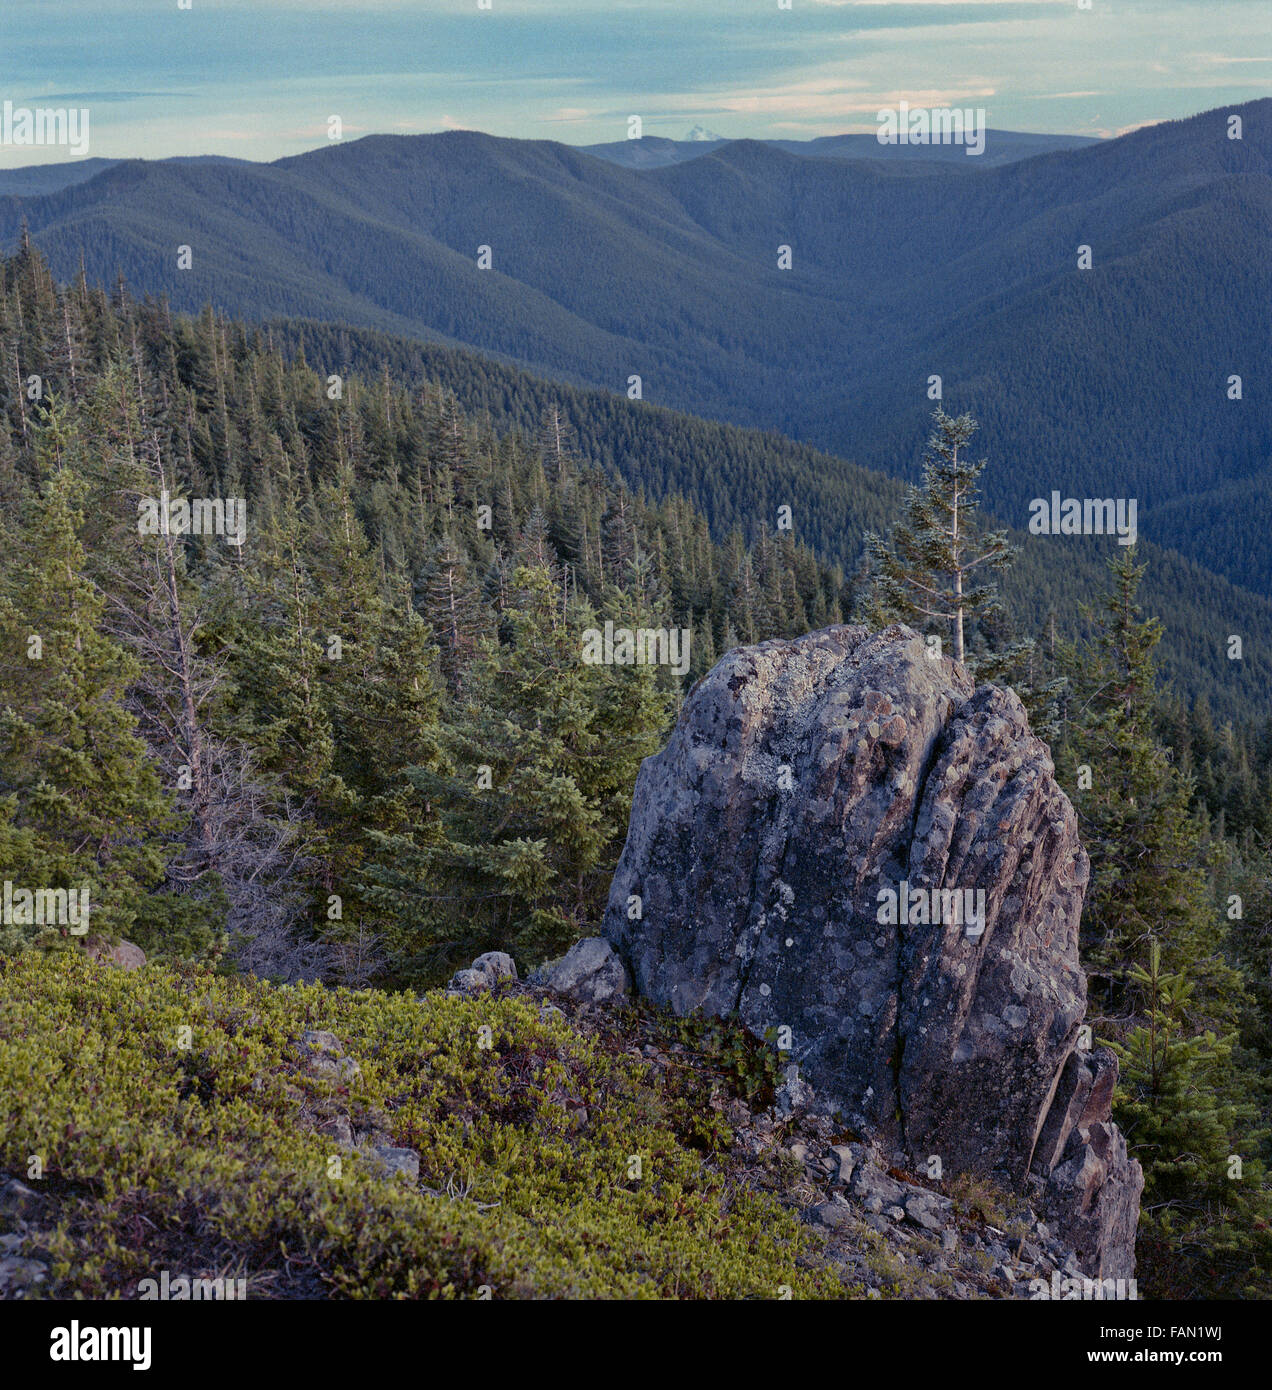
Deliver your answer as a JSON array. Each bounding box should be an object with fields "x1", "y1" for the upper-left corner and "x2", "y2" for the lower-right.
[
  {"x1": 815, "y1": 1202, "x2": 852, "y2": 1230},
  {"x1": 0, "y1": 1255, "x2": 46, "y2": 1293},
  {"x1": 472, "y1": 951, "x2": 518, "y2": 983},
  {"x1": 850, "y1": 1163, "x2": 908, "y2": 1207},
  {"x1": 829, "y1": 1144, "x2": 856, "y2": 1185},
  {"x1": 774, "y1": 1063, "x2": 815, "y2": 1119},
  {"x1": 299, "y1": 1031, "x2": 361, "y2": 1083},
  {"x1": 0, "y1": 1180, "x2": 40, "y2": 1220},
  {"x1": 315, "y1": 1114, "x2": 354, "y2": 1150},
  {"x1": 903, "y1": 1195, "x2": 946, "y2": 1232},
  {"x1": 450, "y1": 967, "x2": 493, "y2": 994},
  {"x1": 542, "y1": 938, "x2": 629, "y2": 1004},
  {"x1": 367, "y1": 1145, "x2": 420, "y2": 1182},
  {"x1": 79, "y1": 937, "x2": 146, "y2": 970}
]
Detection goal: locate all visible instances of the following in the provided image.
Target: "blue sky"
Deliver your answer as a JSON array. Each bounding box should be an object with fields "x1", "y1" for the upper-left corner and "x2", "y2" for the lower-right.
[{"x1": 0, "y1": 0, "x2": 1268, "y2": 166}]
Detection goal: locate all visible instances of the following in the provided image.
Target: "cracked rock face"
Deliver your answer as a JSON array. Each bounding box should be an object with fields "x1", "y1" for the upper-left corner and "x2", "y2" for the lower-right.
[{"x1": 602, "y1": 624, "x2": 1141, "y2": 1278}]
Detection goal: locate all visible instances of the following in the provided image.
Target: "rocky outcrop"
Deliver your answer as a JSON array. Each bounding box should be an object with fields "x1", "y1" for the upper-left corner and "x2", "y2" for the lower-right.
[{"x1": 602, "y1": 624, "x2": 1141, "y2": 1278}]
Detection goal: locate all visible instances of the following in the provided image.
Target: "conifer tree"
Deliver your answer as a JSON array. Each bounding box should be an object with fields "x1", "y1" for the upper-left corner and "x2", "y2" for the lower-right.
[
  {"x1": 1112, "y1": 940, "x2": 1269, "y2": 1296},
  {"x1": 859, "y1": 410, "x2": 1014, "y2": 666},
  {"x1": 0, "y1": 405, "x2": 216, "y2": 956}
]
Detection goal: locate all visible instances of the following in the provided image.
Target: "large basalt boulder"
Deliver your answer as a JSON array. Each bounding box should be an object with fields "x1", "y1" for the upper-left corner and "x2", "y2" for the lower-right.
[{"x1": 602, "y1": 624, "x2": 1141, "y2": 1277}]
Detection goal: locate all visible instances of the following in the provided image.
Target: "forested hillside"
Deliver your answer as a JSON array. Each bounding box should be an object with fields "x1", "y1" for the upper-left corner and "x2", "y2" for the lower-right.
[
  {"x1": 0, "y1": 242, "x2": 851, "y2": 987},
  {"x1": 2, "y1": 101, "x2": 1267, "y2": 595},
  {"x1": 271, "y1": 316, "x2": 1272, "y2": 726}
]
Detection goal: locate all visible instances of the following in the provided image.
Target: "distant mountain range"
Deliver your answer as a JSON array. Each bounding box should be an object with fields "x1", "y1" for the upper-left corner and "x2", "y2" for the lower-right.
[
  {"x1": 0, "y1": 102, "x2": 1268, "y2": 600},
  {"x1": 0, "y1": 124, "x2": 1096, "y2": 194},
  {"x1": 0, "y1": 154, "x2": 254, "y2": 198},
  {"x1": 582, "y1": 127, "x2": 1098, "y2": 169}
]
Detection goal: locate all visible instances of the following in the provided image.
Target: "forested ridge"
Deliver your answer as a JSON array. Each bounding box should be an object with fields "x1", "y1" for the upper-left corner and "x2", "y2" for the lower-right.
[
  {"x1": 2, "y1": 100, "x2": 1268, "y2": 595},
  {"x1": 1, "y1": 244, "x2": 1270, "y2": 1297}
]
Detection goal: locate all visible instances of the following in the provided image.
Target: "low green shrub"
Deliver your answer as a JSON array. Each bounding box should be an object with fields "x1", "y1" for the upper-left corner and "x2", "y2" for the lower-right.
[{"x1": 0, "y1": 953, "x2": 846, "y2": 1299}]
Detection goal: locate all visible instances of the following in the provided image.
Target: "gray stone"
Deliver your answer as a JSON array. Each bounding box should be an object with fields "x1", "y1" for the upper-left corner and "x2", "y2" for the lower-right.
[
  {"x1": 815, "y1": 1201, "x2": 852, "y2": 1229},
  {"x1": 450, "y1": 967, "x2": 493, "y2": 994},
  {"x1": 367, "y1": 1145, "x2": 420, "y2": 1182},
  {"x1": 601, "y1": 623, "x2": 1140, "y2": 1279},
  {"x1": 542, "y1": 937, "x2": 628, "y2": 1004},
  {"x1": 79, "y1": 937, "x2": 146, "y2": 970},
  {"x1": 903, "y1": 1193, "x2": 947, "y2": 1232},
  {"x1": 774, "y1": 1063, "x2": 814, "y2": 1118},
  {"x1": 850, "y1": 1163, "x2": 909, "y2": 1207},
  {"x1": 316, "y1": 1114, "x2": 355, "y2": 1151},
  {"x1": 299, "y1": 1031, "x2": 361, "y2": 1083},
  {"x1": 472, "y1": 951, "x2": 518, "y2": 983},
  {"x1": 0, "y1": 1255, "x2": 46, "y2": 1293},
  {"x1": 829, "y1": 1144, "x2": 856, "y2": 1185},
  {"x1": 0, "y1": 1179, "x2": 40, "y2": 1220}
]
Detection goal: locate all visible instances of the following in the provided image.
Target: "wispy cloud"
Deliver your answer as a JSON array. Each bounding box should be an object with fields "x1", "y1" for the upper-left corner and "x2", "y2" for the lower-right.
[{"x1": 0, "y1": 0, "x2": 1265, "y2": 164}]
